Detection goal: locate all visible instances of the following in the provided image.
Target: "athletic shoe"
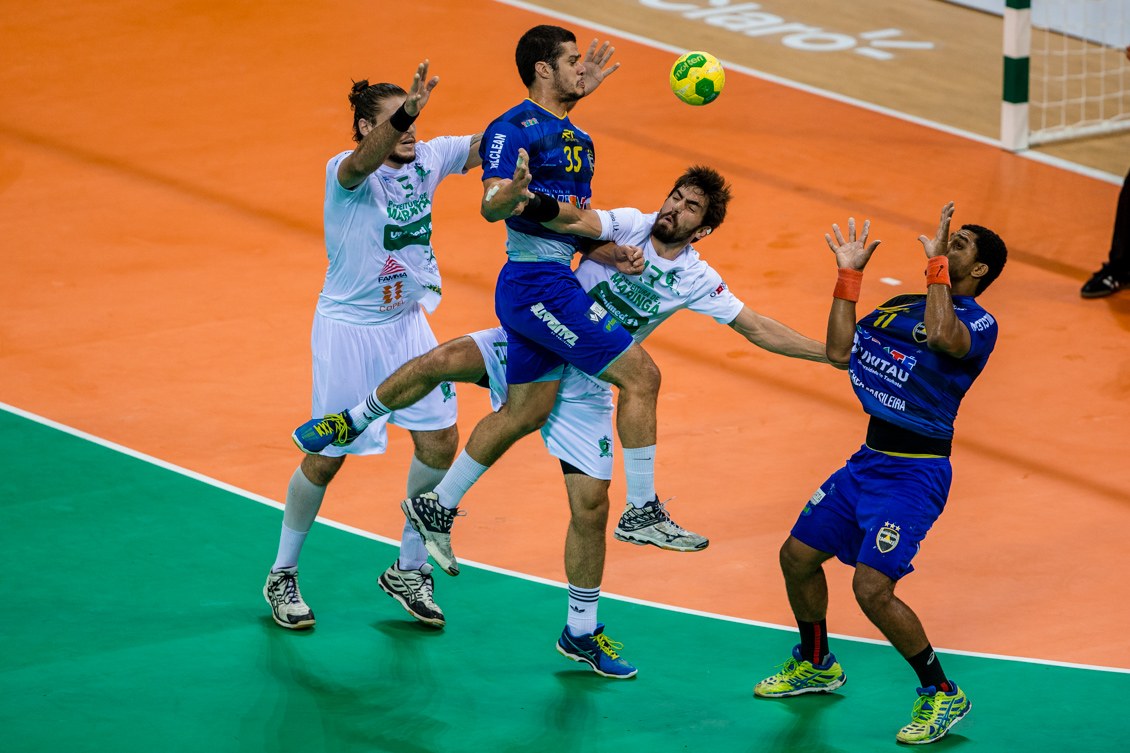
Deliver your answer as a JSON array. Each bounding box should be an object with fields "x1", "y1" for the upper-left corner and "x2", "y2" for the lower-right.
[
  {"x1": 263, "y1": 566, "x2": 315, "y2": 630},
  {"x1": 556, "y1": 624, "x2": 638, "y2": 679},
  {"x1": 401, "y1": 492, "x2": 462, "y2": 576},
  {"x1": 613, "y1": 497, "x2": 709, "y2": 552},
  {"x1": 895, "y1": 684, "x2": 972, "y2": 745},
  {"x1": 1081, "y1": 263, "x2": 1127, "y2": 298},
  {"x1": 753, "y1": 644, "x2": 847, "y2": 698},
  {"x1": 292, "y1": 410, "x2": 360, "y2": 454},
  {"x1": 378, "y1": 562, "x2": 445, "y2": 628}
]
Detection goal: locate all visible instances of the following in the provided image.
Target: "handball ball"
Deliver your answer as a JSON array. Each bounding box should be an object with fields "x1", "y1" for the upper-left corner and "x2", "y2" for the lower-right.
[{"x1": 669, "y1": 51, "x2": 725, "y2": 106}]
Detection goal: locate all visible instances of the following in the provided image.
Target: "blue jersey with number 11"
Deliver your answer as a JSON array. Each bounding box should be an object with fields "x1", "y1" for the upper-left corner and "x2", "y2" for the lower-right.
[
  {"x1": 480, "y1": 99, "x2": 595, "y2": 265},
  {"x1": 850, "y1": 294, "x2": 998, "y2": 440}
]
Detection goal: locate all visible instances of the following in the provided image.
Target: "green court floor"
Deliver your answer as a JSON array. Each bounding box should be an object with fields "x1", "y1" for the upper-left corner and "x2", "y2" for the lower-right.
[{"x1": 1, "y1": 408, "x2": 1122, "y2": 752}]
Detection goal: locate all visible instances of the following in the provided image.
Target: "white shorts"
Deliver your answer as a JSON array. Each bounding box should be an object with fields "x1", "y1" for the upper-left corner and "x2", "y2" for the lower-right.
[
  {"x1": 469, "y1": 326, "x2": 615, "y2": 480},
  {"x1": 311, "y1": 308, "x2": 457, "y2": 457}
]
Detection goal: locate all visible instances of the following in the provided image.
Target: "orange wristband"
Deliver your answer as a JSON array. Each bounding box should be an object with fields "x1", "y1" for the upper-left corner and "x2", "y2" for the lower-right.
[
  {"x1": 925, "y1": 256, "x2": 951, "y2": 287},
  {"x1": 833, "y1": 268, "x2": 863, "y2": 302}
]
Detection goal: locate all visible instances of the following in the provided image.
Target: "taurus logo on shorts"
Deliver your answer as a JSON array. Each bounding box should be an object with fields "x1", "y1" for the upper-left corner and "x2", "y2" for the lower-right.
[
  {"x1": 530, "y1": 303, "x2": 579, "y2": 347},
  {"x1": 876, "y1": 522, "x2": 901, "y2": 554},
  {"x1": 597, "y1": 436, "x2": 612, "y2": 458},
  {"x1": 440, "y1": 382, "x2": 455, "y2": 402}
]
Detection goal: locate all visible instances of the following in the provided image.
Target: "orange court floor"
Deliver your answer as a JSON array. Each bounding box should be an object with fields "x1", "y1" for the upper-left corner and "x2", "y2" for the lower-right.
[{"x1": 2, "y1": 0, "x2": 1128, "y2": 671}]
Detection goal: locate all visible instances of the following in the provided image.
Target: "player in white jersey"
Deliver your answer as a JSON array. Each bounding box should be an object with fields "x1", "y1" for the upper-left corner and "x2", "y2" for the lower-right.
[
  {"x1": 294, "y1": 166, "x2": 833, "y2": 676},
  {"x1": 263, "y1": 60, "x2": 484, "y2": 630}
]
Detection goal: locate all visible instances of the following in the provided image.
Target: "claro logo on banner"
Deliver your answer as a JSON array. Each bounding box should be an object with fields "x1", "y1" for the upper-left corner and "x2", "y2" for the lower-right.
[{"x1": 638, "y1": 0, "x2": 934, "y2": 60}]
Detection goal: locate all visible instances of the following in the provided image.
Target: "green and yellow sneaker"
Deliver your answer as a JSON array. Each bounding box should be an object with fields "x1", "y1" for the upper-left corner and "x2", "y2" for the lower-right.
[
  {"x1": 896, "y1": 684, "x2": 971, "y2": 745},
  {"x1": 754, "y1": 645, "x2": 847, "y2": 698}
]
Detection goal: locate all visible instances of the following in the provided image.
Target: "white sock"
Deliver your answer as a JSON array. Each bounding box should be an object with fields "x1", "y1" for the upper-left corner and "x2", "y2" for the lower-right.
[
  {"x1": 272, "y1": 466, "x2": 326, "y2": 570},
  {"x1": 272, "y1": 526, "x2": 308, "y2": 572},
  {"x1": 399, "y1": 456, "x2": 447, "y2": 570},
  {"x1": 349, "y1": 391, "x2": 391, "y2": 432},
  {"x1": 567, "y1": 584, "x2": 600, "y2": 636},
  {"x1": 622, "y1": 445, "x2": 657, "y2": 508},
  {"x1": 432, "y1": 450, "x2": 488, "y2": 510}
]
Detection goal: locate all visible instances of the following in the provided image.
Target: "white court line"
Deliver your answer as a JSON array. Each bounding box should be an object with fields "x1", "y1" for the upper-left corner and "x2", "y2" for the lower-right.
[
  {"x1": 491, "y1": 0, "x2": 1123, "y2": 186},
  {"x1": 4, "y1": 400, "x2": 1127, "y2": 675}
]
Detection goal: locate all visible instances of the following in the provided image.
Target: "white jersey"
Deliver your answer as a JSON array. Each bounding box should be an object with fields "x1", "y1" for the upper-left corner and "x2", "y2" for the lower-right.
[
  {"x1": 316, "y1": 136, "x2": 472, "y2": 325},
  {"x1": 467, "y1": 207, "x2": 746, "y2": 477},
  {"x1": 582, "y1": 207, "x2": 745, "y2": 342},
  {"x1": 554, "y1": 206, "x2": 746, "y2": 401}
]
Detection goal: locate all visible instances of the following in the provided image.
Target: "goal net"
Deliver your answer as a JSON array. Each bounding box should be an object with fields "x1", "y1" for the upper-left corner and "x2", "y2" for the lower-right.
[{"x1": 1002, "y1": 0, "x2": 1130, "y2": 150}]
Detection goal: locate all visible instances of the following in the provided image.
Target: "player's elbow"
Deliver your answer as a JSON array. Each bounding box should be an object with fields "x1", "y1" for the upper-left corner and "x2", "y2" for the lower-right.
[{"x1": 826, "y1": 345, "x2": 851, "y2": 368}]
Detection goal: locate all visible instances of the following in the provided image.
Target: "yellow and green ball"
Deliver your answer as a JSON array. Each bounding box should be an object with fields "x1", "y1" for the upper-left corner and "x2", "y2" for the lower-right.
[{"x1": 669, "y1": 51, "x2": 725, "y2": 106}]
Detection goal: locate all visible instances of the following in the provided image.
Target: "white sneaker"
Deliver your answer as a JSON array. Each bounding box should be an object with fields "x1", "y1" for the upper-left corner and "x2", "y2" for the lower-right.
[
  {"x1": 401, "y1": 493, "x2": 462, "y2": 576},
  {"x1": 378, "y1": 562, "x2": 445, "y2": 628},
  {"x1": 263, "y1": 566, "x2": 315, "y2": 629},
  {"x1": 613, "y1": 497, "x2": 708, "y2": 552}
]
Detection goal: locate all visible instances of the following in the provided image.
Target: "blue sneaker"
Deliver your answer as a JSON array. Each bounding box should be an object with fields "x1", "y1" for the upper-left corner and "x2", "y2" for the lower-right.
[
  {"x1": 292, "y1": 410, "x2": 360, "y2": 454},
  {"x1": 556, "y1": 624, "x2": 637, "y2": 679}
]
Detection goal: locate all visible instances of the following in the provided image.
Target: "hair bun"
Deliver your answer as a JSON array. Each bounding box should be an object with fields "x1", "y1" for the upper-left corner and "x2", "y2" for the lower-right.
[{"x1": 348, "y1": 79, "x2": 370, "y2": 104}]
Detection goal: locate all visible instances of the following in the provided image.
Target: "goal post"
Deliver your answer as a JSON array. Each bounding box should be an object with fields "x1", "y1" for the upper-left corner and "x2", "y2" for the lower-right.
[{"x1": 1001, "y1": 0, "x2": 1130, "y2": 151}]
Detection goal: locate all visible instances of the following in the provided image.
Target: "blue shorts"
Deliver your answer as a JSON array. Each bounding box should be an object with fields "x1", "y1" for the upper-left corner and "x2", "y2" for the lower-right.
[
  {"x1": 495, "y1": 260, "x2": 633, "y2": 384},
  {"x1": 790, "y1": 445, "x2": 952, "y2": 581}
]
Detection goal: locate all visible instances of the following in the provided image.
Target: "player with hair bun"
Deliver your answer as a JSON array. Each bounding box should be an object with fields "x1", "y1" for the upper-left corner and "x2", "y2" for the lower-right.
[{"x1": 263, "y1": 60, "x2": 482, "y2": 632}]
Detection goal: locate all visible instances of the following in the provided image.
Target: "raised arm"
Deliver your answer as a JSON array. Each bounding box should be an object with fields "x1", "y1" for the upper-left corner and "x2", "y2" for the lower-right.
[
  {"x1": 918, "y1": 202, "x2": 972, "y2": 358},
  {"x1": 338, "y1": 60, "x2": 439, "y2": 190},
  {"x1": 728, "y1": 306, "x2": 830, "y2": 364},
  {"x1": 825, "y1": 217, "x2": 881, "y2": 367}
]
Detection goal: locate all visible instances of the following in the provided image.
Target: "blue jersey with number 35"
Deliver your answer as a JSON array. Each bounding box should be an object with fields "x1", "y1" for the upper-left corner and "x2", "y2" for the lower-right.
[
  {"x1": 849, "y1": 294, "x2": 998, "y2": 440},
  {"x1": 480, "y1": 99, "x2": 595, "y2": 264}
]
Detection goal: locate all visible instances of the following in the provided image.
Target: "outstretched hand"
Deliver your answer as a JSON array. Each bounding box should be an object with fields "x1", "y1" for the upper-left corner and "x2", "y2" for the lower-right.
[
  {"x1": 826, "y1": 217, "x2": 880, "y2": 271},
  {"x1": 917, "y1": 202, "x2": 955, "y2": 259},
  {"x1": 485, "y1": 149, "x2": 534, "y2": 218},
  {"x1": 580, "y1": 39, "x2": 620, "y2": 96},
  {"x1": 403, "y1": 59, "x2": 440, "y2": 117}
]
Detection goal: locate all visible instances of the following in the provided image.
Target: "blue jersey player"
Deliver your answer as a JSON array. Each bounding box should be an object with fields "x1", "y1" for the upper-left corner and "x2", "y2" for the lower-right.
[
  {"x1": 753, "y1": 203, "x2": 1008, "y2": 745},
  {"x1": 397, "y1": 25, "x2": 679, "y2": 678}
]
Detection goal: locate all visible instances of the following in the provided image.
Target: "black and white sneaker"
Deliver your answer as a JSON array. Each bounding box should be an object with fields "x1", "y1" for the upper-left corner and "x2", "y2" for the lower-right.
[
  {"x1": 401, "y1": 492, "x2": 463, "y2": 576},
  {"x1": 1081, "y1": 263, "x2": 1127, "y2": 298},
  {"x1": 613, "y1": 497, "x2": 709, "y2": 552},
  {"x1": 263, "y1": 566, "x2": 315, "y2": 629},
  {"x1": 378, "y1": 562, "x2": 445, "y2": 628}
]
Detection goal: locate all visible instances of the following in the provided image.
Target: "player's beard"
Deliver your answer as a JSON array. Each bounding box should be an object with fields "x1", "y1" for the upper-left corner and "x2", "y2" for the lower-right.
[
  {"x1": 553, "y1": 71, "x2": 584, "y2": 104},
  {"x1": 651, "y1": 215, "x2": 694, "y2": 245},
  {"x1": 386, "y1": 143, "x2": 416, "y2": 165}
]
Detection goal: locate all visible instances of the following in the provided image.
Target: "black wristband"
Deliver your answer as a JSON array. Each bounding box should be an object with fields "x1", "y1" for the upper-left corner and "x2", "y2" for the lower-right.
[
  {"x1": 523, "y1": 191, "x2": 561, "y2": 223},
  {"x1": 388, "y1": 104, "x2": 417, "y2": 132}
]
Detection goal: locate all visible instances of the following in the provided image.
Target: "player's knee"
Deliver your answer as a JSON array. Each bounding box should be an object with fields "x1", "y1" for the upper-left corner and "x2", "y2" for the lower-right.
[
  {"x1": 852, "y1": 569, "x2": 894, "y2": 613},
  {"x1": 610, "y1": 347, "x2": 660, "y2": 395},
  {"x1": 300, "y1": 454, "x2": 345, "y2": 486},
  {"x1": 571, "y1": 500, "x2": 608, "y2": 533},
  {"x1": 414, "y1": 425, "x2": 459, "y2": 467},
  {"x1": 503, "y1": 398, "x2": 554, "y2": 434},
  {"x1": 779, "y1": 537, "x2": 818, "y2": 578},
  {"x1": 416, "y1": 347, "x2": 456, "y2": 381}
]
